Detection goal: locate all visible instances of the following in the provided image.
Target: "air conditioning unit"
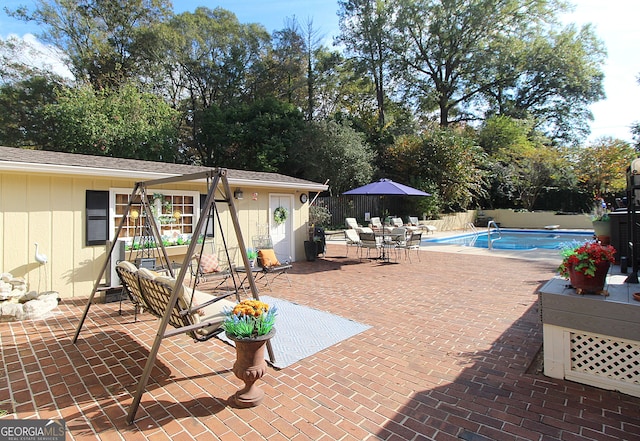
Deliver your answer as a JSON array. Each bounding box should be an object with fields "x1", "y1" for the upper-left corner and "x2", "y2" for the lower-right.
[{"x1": 106, "y1": 239, "x2": 127, "y2": 287}]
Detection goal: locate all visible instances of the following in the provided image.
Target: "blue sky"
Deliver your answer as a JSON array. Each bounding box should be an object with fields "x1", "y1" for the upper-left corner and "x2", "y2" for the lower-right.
[{"x1": 1, "y1": 0, "x2": 638, "y2": 143}]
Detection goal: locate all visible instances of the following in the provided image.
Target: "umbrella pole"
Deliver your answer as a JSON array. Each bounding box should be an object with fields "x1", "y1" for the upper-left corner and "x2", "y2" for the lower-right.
[{"x1": 382, "y1": 196, "x2": 387, "y2": 262}]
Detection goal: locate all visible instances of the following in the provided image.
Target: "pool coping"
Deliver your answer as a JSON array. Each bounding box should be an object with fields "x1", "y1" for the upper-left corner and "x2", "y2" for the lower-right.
[{"x1": 420, "y1": 228, "x2": 596, "y2": 264}]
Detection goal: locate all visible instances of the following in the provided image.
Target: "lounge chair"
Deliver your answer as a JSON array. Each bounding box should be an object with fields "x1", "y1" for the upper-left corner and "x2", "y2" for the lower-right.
[
  {"x1": 408, "y1": 216, "x2": 436, "y2": 234},
  {"x1": 423, "y1": 225, "x2": 437, "y2": 234},
  {"x1": 369, "y1": 217, "x2": 384, "y2": 230},
  {"x1": 344, "y1": 229, "x2": 361, "y2": 257},
  {"x1": 345, "y1": 217, "x2": 360, "y2": 229}
]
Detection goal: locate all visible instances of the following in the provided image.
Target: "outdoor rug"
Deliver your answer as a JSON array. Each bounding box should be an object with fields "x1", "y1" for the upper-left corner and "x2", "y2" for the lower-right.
[{"x1": 217, "y1": 295, "x2": 371, "y2": 369}]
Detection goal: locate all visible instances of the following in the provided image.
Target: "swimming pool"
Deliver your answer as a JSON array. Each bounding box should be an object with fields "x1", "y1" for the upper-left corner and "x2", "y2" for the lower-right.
[{"x1": 423, "y1": 229, "x2": 594, "y2": 250}]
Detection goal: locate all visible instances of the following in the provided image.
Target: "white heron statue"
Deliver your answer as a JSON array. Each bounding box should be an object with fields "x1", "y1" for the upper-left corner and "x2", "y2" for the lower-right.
[{"x1": 34, "y1": 242, "x2": 48, "y2": 292}]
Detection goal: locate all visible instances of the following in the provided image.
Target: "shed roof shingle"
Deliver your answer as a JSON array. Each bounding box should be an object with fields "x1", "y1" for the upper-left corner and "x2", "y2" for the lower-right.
[{"x1": 0, "y1": 146, "x2": 326, "y2": 189}]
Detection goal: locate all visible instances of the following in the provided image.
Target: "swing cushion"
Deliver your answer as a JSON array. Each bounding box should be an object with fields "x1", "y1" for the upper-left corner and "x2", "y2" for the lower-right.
[
  {"x1": 197, "y1": 253, "x2": 221, "y2": 273},
  {"x1": 258, "y1": 249, "x2": 280, "y2": 268},
  {"x1": 152, "y1": 274, "x2": 235, "y2": 337}
]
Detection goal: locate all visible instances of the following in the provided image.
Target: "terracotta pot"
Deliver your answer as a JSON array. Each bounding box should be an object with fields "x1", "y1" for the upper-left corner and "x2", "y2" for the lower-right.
[
  {"x1": 226, "y1": 329, "x2": 275, "y2": 408},
  {"x1": 568, "y1": 261, "x2": 610, "y2": 295}
]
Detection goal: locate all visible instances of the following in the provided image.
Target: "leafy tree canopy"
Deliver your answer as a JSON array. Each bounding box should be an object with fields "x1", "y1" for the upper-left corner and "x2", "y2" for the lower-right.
[
  {"x1": 574, "y1": 137, "x2": 636, "y2": 200},
  {"x1": 42, "y1": 82, "x2": 179, "y2": 161}
]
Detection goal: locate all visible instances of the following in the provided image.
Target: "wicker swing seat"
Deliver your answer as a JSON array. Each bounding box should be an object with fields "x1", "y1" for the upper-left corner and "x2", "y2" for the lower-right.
[{"x1": 116, "y1": 261, "x2": 237, "y2": 341}]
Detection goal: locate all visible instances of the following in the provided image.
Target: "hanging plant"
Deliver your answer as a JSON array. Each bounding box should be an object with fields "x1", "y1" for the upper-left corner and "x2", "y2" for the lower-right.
[{"x1": 273, "y1": 206, "x2": 289, "y2": 224}]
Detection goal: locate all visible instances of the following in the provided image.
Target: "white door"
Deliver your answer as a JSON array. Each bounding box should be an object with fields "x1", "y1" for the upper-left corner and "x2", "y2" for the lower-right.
[{"x1": 269, "y1": 194, "x2": 293, "y2": 262}]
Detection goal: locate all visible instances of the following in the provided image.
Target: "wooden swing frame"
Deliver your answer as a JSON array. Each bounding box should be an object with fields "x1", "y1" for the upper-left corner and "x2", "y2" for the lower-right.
[{"x1": 72, "y1": 168, "x2": 272, "y2": 424}]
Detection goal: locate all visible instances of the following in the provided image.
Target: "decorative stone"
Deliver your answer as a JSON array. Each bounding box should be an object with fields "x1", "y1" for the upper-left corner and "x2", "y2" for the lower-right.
[{"x1": 0, "y1": 269, "x2": 58, "y2": 321}]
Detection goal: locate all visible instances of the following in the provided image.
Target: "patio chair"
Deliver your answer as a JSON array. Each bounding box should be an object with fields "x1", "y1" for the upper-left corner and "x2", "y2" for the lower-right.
[
  {"x1": 136, "y1": 267, "x2": 237, "y2": 341},
  {"x1": 383, "y1": 227, "x2": 407, "y2": 262},
  {"x1": 358, "y1": 231, "x2": 382, "y2": 260},
  {"x1": 398, "y1": 231, "x2": 422, "y2": 262},
  {"x1": 190, "y1": 250, "x2": 234, "y2": 290},
  {"x1": 344, "y1": 228, "x2": 361, "y2": 257},
  {"x1": 387, "y1": 227, "x2": 407, "y2": 244},
  {"x1": 252, "y1": 235, "x2": 293, "y2": 290}
]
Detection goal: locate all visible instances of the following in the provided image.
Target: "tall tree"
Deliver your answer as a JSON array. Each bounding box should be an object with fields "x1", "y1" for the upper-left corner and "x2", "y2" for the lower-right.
[
  {"x1": 483, "y1": 25, "x2": 606, "y2": 144},
  {"x1": 392, "y1": 0, "x2": 605, "y2": 143},
  {"x1": 388, "y1": 128, "x2": 488, "y2": 213},
  {"x1": 303, "y1": 19, "x2": 325, "y2": 121},
  {"x1": 157, "y1": 7, "x2": 271, "y2": 160},
  {"x1": 196, "y1": 97, "x2": 305, "y2": 171},
  {"x1": 575, "y1": 137, "x2": 636, "y2": 200},
  {"x1": 261, "y1": 19, "x2": 307, "y2": 106},
  {"x1": 8, "y1": 0, "x2": 173, "y2": 89},
  {"x1": 287, "y1": 119, "x2": 375, "y2": 194},
  {"x1": 0, "y1": 76, "x2": 64, "y2": 147},
  {"x1": 42, "y1": 82, "x2": 179, "y2": 160},
  {"x1": 337, "y1": 0, "x2": 395, "y2": 129},
  {"x1": 631, "y1": 74, "x2": 640, "y2": 151}
]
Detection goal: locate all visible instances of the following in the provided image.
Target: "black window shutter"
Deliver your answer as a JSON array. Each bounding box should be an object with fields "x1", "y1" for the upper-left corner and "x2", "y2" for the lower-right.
[{"x1": 86, "y1": 190, "x2": 109, "y2": 246}]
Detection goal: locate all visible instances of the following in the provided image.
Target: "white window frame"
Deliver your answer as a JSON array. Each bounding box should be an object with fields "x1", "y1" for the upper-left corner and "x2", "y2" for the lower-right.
[{"x1": 109, "y1": 188, "x2": 201, "y2": 241}]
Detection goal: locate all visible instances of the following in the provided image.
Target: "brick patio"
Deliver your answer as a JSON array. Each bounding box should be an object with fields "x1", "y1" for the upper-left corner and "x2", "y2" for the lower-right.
[{"x1": 1, "y1": 244, "x2": 639, "y2": 440}]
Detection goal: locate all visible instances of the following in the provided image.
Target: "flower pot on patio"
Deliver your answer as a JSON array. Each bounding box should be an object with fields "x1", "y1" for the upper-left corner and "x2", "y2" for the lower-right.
[
  {"x1": 304, "y1": 240, "x2": 317, "y2": 261},
  {"x1": 568, "y1": 261, "x2": 610, "y2": 295},
  {"x1": 227, "y1": 329, "x2": 275, "y2": 408}
]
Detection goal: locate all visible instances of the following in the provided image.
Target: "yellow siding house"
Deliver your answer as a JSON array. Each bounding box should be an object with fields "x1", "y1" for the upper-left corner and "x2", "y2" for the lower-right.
[{"x1": 0, "y1": 146, "x2": 327, "y2": 298}]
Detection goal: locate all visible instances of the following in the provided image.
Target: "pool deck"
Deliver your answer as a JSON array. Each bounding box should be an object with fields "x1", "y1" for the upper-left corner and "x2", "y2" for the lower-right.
[
  {"x1": 3, "y1": 240, "x2": 639, "y2": 441},
  {"x1": 328, "y1": 228, "x2": 587, "y2": 265}
]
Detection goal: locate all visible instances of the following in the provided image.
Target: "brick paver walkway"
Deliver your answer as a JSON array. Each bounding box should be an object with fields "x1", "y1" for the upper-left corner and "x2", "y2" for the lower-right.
[{"x1": 1, "y1": 244, "x2": 639, "y2": 440}]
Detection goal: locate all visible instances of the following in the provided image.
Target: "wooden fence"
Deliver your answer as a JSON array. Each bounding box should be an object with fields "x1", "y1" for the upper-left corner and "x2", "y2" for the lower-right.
[{"x1": 315, "y1": 195, "x2": 405, "y2": 228}]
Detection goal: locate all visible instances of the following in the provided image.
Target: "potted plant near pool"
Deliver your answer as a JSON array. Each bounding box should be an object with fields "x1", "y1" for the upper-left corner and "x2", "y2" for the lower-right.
[
  {"x1": 223, "y1": 299, "x2": 277, "y2": 407},
  {"x1": 558, "y1": 241, "x2": 616, "y2": 295}
]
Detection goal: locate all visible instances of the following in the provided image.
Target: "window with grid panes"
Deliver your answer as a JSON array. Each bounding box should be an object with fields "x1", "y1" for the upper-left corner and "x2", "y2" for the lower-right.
[{"x1": 112, "y1": 190, "x2": 198, "y2": 239}]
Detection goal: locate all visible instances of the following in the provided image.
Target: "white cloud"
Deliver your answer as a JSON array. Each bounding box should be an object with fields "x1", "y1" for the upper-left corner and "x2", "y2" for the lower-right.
[{"x1": 2, "y1": 33, "x2": 74, "y2": 80}]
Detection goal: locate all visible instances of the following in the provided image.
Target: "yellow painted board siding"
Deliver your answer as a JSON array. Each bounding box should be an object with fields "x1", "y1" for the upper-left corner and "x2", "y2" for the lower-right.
[
  {"x1": 2, "y1": 173, "x2": 30, "y2": 278},
  {"x1": 51, "y1": 176, "x2": 75, "y2": 295},
  {"x1": 1, "y1": 171, "x2": 305, "y2": 298}
]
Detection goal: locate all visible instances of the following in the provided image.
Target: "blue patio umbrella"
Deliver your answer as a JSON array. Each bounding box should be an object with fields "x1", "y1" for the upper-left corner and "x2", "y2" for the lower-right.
[
  {"x1": 343, "y1": 179, "x2": 430, "y2": 261},
  {"x1": 343, "y1": 178, "x2": 431, "y2": 197}
]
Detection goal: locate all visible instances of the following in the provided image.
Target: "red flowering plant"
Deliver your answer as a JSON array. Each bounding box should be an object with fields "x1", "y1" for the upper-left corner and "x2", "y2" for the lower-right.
[{"x1": 557, "y1": 240, "x2": 616, "y2": 278}]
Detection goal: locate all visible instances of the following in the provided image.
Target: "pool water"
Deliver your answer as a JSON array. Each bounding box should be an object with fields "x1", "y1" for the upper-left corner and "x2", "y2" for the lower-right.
[{"x1": 424, "y1": 229, "x2": 594, "y2": 250}]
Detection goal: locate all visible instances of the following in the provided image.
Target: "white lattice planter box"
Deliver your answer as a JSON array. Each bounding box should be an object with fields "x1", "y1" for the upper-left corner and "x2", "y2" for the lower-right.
[{"x1": 539, "y1": 273, "x2": 640, "y2": 398}]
